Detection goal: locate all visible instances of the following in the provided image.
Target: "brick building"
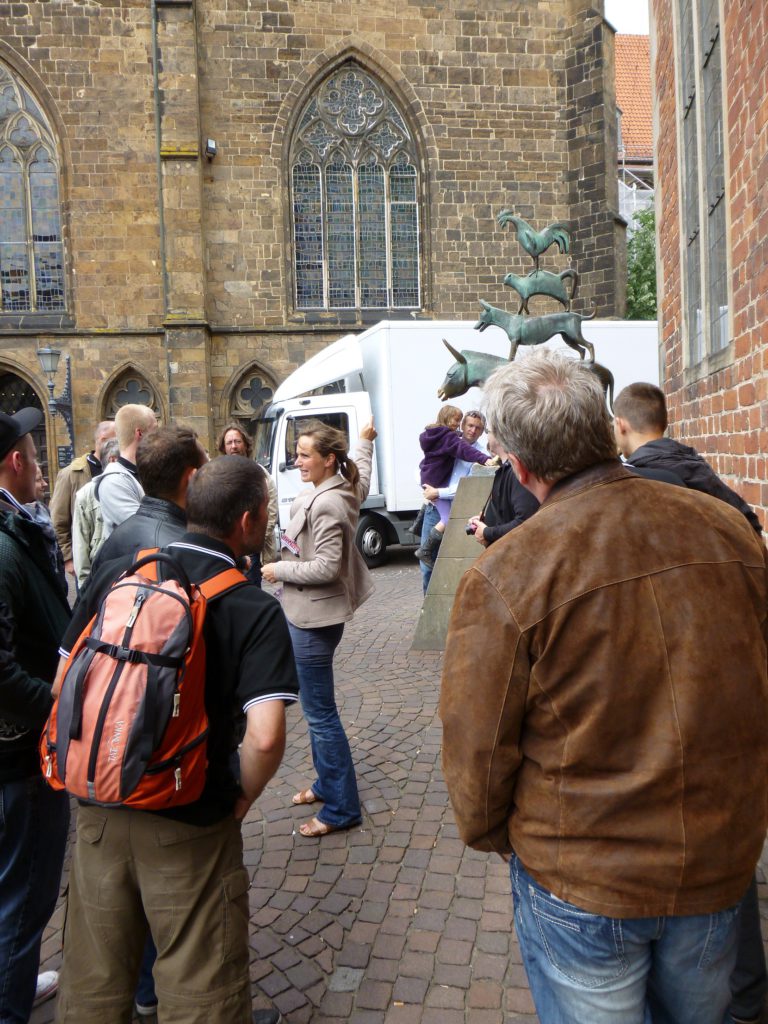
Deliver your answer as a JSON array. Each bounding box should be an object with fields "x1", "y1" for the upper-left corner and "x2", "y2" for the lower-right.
[
  {"x1": 0, "y1": 0, "x2": 624, "y2": 476},
  {"x1": 651, "y1": 0, "x2": 768, "y2": 526}
]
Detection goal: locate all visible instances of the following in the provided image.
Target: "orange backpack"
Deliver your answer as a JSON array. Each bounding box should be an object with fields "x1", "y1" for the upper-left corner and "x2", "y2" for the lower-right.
[{"x1": 41, "y1": 549, "x2": 246, "y2": 809}]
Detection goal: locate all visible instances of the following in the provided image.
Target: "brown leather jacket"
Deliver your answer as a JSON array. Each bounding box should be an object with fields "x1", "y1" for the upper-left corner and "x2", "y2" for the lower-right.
[{"x1": 441, "y1": 460, "x2": 768, "y2": 918}]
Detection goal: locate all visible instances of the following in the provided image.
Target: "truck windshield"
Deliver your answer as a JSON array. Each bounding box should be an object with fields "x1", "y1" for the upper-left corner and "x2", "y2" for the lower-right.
[{"x1": 253, "y1": 406, "x2": 280, "y2": 470}]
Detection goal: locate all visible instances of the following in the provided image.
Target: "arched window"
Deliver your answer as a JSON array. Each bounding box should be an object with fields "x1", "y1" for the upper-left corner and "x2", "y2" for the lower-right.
[
  {"x1": 0, "y1": 369, "x2": 48, "y2": 477},
  {"x1": 0, "y1": 63, "x2": 65, "y2": 314},
  {"x1": 104, "y1": 369, "x2": 162, "y2": 419},
  {"x1": 229, "y1": 365, "x2": 276, "y2": 430},
  {"x1": 290, "y1": 63, "x2": 421, "y2": 312}
]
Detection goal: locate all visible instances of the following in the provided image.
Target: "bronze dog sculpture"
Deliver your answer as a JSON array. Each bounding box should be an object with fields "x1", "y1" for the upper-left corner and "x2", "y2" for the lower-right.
[
  {"x1": 502, "y1": 268, "x2": 579, "y2": 314},
  {"x1": 475, "y1": 299, "x2": 596, "y2": 362}
]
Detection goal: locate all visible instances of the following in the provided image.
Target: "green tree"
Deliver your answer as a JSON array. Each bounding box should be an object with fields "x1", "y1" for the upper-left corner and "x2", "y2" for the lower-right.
[{"x1": 626, "y1": 206, "x2": 657, "y2": 320}]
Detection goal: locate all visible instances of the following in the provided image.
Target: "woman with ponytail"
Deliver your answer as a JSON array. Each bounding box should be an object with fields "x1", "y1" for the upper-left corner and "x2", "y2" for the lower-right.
[{"x1": 262, "y1": 417, "x2": 377, "y2": 836}]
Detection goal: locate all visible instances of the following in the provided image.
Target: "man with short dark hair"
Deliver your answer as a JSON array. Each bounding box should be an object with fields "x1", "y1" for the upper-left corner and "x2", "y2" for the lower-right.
[
  {"x1": 614, "y1": 381, "x2": 761, "y2": 532},
  {"x1": 89, "y1": 425, "x2": 207, "y2": 574},
  {"x1": 56, "y1": 456, "x2": 298, "y2": 1024},
  {"x1": 441, "y1": 352, "x2": 768, "y2": 1024},
  {"x1": 614, "y1": 381, "x2": 766, "y2": 1024},
  {"x1": 0, "y1": 409, "x2": 71, "y2": 1019},
  {"x1": 66, "y1": 424, "x2": 208, "y2": 1017},
  {"x1": 50, "y1": 419, "x2": 115, "y2": 575}
]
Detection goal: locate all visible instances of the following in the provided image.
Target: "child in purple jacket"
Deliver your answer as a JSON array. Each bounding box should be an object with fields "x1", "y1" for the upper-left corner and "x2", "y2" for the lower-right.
[{"x1": 415, "y1": 405, "x2": 493, "y2": 567}]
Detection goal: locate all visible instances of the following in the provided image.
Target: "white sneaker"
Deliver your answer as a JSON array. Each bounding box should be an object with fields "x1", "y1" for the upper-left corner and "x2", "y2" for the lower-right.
[{"x1": 33, "y1": 970, "x2": 58, "y2": 1007}]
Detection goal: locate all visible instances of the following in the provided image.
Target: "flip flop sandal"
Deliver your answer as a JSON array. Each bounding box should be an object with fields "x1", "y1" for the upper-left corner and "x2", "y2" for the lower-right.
[
  {"x1": 291, "y1": 788, "x2": 318, "y2": 806},
  {"x1": 298, "y1": 817, "x2": 341, "y2": 838}
]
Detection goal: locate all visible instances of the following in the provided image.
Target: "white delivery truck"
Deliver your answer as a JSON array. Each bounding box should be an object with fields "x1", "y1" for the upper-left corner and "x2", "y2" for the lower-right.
[{"x1": 253, "y1": 318, "x2": 660, "y2": 567}]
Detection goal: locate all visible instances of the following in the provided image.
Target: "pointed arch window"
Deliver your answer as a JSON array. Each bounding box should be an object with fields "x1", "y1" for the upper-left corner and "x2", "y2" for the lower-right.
[
  {"x1": 0, "y1": 63, "x2": 65, "y2": 314},
  {"x1": 290, "y1": 63, "x2": 421, "y2": 311}
]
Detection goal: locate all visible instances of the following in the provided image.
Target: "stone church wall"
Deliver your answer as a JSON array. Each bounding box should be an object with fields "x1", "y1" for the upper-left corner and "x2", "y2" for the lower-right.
[{"x1": 0, "y1": 0, "x2": 623, "y2": 468}]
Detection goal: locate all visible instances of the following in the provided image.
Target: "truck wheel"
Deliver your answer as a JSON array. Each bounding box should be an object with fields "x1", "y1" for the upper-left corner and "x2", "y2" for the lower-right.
[{"x1": 356, "y1": 514, "x2": 388, "y2": 569}]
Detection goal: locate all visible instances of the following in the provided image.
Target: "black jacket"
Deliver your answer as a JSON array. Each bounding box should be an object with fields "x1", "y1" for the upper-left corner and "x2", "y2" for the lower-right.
[
  {"x1": 483, "y1": 461, "x2": 540, "y2": 545},
  {"x1": 627, "y1": 438, "x2": 762, "y2": 533},
  {"x1": 0, "y1": 503, "x2": 71, "y2": 781},
  {"x1": 90, "y1": 496, "x2": 187, "y2": 576}
]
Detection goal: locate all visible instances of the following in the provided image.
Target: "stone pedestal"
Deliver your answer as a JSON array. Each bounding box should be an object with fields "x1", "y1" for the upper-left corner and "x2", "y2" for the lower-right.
[{"x1": 411, "y1": 470, "x2": 494, "y2": 652}]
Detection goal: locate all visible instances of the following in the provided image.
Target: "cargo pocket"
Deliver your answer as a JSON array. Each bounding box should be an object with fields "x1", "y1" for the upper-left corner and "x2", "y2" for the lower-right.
[
  {"x1": 77, "y1": 809, "x2": 108, "y2": 846},
  {"x1": 221, "y1": 867, "x2": 250, "y2": 966}
]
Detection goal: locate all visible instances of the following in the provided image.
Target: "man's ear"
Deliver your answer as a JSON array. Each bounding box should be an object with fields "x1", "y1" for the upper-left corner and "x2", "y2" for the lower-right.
[
  {"x1": 613, "y1": 416, "x2": 628, "y2": 437},
  {"x1": 9, "y1": 449, "x2": 23, "y2": 476},
  {"x1": 508, "y1": 453, "x2": 529, "y2": 486}
]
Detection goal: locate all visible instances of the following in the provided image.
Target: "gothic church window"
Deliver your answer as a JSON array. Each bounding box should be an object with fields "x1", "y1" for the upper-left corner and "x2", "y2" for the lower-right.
[
  {"x1": 0, "y1": 62, "x2": 65, "y2": 315},
  {"x1": 229, "y1": 365, "x2": 276, "y2": 433},
  {"x1": 675, "y1": 0, "x2": 728, "y2": 368},
  {"x1": 104, "y1": 370, "x2": 162, "y2": 419},
  {"x1": 290, "y1": 63, "x2": 421, "y2": 312}
]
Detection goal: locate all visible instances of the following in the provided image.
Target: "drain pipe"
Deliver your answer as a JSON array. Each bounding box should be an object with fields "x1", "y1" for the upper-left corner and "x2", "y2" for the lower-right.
[{"x1": 150, "y1": 0, "x2": 169, "y2": 317}]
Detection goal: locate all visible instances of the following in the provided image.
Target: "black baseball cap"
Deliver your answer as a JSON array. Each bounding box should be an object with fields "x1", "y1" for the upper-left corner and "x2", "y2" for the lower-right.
[{"x1": 0, "y1": 408, "x2": 43, "y2": 462}]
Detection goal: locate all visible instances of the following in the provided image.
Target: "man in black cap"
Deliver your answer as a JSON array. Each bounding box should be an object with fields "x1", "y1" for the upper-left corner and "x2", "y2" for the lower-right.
[{"x1": 0, "y1": 408, "x2": 71, "y2": 1019}]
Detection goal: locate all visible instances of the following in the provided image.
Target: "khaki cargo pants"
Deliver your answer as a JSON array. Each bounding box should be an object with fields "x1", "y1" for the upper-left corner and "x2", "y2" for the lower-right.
[{"x1": 56, "y1": 804, "x2": 252, "y2": 1024}]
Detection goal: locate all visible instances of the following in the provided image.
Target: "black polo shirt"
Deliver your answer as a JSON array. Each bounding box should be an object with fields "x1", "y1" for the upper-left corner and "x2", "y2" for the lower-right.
[{"x1": 61, "y1": 532, "x2": 298, "y2": 825}]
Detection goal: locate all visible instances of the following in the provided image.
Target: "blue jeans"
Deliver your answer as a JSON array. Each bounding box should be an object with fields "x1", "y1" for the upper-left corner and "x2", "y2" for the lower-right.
[
  {"x1": 288, "y1": 622, "x2": 361, "y2": 828},
  {"x1": 419, "y1": 503, "x2": 440, "y2": 594},
  {"x1": 730, "y1": 876, "x2": 767, "y2": 1020},
  {"x1": 0, "y1": 775, "x2": 69, "y2": 1023},
  {"x1": 511, "y1": 855, "x2": 741, "y2": 1024},
  {"x1": 135, "y1": 935, "x2": 157, "y2": 1008}
]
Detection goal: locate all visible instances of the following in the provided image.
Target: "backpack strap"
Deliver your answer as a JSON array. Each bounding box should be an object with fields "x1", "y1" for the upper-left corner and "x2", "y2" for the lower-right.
[
  {"x1": 136, "y1": 550, "x2": 246, "y2": 601},
  {"x1": 198, "y1": 567, "x2": 248, "y2": 601},
  {"x1": 133, "y1": 548, "x2": 160, "y2": 581}
]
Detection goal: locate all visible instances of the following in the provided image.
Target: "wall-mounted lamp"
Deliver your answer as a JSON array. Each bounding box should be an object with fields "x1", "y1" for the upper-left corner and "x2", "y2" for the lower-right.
[
  {"x1": 37, "y1": 346, "x2": 75, "y2": 467},
  {"x1": 204, "y1": 138, "x2": 217, "y2": 160}
]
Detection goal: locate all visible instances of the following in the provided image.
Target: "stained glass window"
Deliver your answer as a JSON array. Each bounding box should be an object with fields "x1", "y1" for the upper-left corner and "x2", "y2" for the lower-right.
[
  {"x1": 290, "y1": 63, "x2": 421, "y2": 311},
  {"x1": 0, "y1": 62, "x2": 65, "y2": 314}
]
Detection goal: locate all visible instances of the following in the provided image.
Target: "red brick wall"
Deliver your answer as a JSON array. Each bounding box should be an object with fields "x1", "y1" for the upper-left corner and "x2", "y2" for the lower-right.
[{"x1": 652, "y1": 0, "x2": 768, "y2": 526}]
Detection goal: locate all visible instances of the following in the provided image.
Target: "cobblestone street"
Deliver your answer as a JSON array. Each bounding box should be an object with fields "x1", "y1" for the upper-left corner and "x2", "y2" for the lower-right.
[{"x1": 31, "y1": 550, "x2": 768, "y2": 1023}]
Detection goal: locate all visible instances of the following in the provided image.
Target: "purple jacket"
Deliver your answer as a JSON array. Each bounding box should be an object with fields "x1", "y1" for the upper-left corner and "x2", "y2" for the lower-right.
[{"x1": 419, "y1": 426, "x2": 487, "y2": 487}]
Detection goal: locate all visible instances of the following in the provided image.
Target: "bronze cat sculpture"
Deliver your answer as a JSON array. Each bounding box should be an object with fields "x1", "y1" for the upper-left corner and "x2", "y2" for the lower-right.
[{"x1": 502, "y1": 268, "x2": 578, "y2": 314}]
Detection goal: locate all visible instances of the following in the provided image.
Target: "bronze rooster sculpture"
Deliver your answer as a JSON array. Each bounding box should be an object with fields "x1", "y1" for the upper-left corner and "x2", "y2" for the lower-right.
[{"x1": 496, "y1": 211, "x2": 571, "y2": 267}]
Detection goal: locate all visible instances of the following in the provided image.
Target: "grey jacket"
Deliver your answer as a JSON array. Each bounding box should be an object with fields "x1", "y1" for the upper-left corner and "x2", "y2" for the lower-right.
[{"x1": 96, "y1": 458, "x2": 144, "y2": 538}]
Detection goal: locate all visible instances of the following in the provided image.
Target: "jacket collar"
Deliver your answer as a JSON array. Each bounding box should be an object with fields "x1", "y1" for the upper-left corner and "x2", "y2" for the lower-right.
[
  {"x1": 0, "y1": 488, "x2": 33, "y2": 521},
  {"x1": 300, "y1": 472, "x2": 346, "y2": 510},
  {"x1": 541, "y1": 459, "x2": 631, "y2": 510},
  {"x1": 136, "y1": 495, "x2": 186, "y2": 525}
]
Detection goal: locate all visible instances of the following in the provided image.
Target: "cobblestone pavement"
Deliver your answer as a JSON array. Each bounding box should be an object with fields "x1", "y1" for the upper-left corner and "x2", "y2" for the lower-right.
[{"x1": 31, "y1": 549, "x2": 768, "y2": 1023}]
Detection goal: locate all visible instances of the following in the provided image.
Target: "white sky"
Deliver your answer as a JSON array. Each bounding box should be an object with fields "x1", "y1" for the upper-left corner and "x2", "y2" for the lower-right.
[{"x1": 604, "y1": 1, "x2": 650, "y2": 34}]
